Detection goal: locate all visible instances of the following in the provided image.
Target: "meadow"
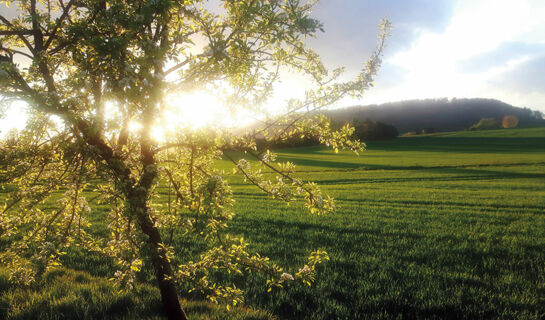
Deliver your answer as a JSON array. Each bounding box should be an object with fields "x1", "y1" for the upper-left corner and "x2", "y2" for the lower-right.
[{"x1": 2, "y1": 127, "x2": 545, "y2": 319}]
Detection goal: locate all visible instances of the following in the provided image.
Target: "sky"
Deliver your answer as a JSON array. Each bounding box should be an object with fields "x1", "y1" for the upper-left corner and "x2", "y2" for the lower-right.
[
  {"x1": 1, "y1": 0, "x2": 545, "y2": 134},
  {"x1": 299, "y1": 0, "x2": 545, "y2": 112}
]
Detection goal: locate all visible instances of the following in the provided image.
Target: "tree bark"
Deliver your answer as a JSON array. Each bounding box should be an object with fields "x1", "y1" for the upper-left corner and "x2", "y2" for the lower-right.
[
  {"x1": 77, "y1": 122, "x2": 188, "y2": 320},
  {"x1": 132, "y1": 90, "x2": 187, "y2": 318},
  {"x1": 133, "y1": 200, "x2": 188, "y2": 320}
]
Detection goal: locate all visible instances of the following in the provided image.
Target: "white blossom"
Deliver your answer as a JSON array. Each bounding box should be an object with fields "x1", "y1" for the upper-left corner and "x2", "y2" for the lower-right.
[{"x1": 280, "y1": 272, "x2": 294, "y2": 281}]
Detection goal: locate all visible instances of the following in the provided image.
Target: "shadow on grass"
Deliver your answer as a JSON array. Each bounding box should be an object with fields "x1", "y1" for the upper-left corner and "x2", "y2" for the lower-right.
[
  {"x1": 231, "y1": 216, "x2": 545, "y2": 320},
  {"x1": 271, "y1": 155, "x2": 364, "y2": 170},
  {"x1": 313, "y1": 167, "x2": 545, "y2": 185},
  {"x1": 334, "y1": 197, "x2": 545, "y2": 212},
  {"x1": 369, "y1": 137, "x2": 545, "y2": 154}
]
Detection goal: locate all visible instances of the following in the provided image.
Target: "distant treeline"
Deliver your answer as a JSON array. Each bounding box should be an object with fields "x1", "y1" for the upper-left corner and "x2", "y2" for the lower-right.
[
  {"x1": 250, "y1": 98, "x2": 544, "y2": 149},
  {"x1": 324, "y1": 98, "x2": 545, "y2": 134},
  {"x1": 256, "y1": 118, "x2": 399, "y2": 150},
  {"x1": 351, "y1": 119, "x2": 398, "y2": 141}
]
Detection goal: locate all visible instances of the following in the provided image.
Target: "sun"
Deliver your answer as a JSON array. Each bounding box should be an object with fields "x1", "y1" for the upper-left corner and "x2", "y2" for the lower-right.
[
  {"x1": 151, "y1": 90, "x2": 254, "y2": 141},
  {"x1": 166, "y1": 91, "x2": 226, "y2": 128}
]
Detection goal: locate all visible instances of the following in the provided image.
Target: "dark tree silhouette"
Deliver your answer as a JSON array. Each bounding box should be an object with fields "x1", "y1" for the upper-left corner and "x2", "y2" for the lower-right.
[
  {"x1": 324, "y1": 98, "x2": 545, "y2": 133},
  {"x1": 353, "y1": 119, "x2": 398, "y2": 141}
]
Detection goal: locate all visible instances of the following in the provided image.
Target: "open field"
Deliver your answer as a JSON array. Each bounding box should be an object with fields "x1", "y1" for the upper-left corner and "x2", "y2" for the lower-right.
[
  {"x1": 221, "y1": 127, "x2": 545, "y2": 319},
  {"x1": 2, "y1": 127, "x2": 545, "y2": 319}
]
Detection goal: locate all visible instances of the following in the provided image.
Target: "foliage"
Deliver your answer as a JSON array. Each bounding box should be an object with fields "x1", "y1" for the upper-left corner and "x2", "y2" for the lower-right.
[
  {"x1": 352, "y1": 118, "x2": 398, "y2": 141},
  {"x1": 0, "y1": 0, "x2": 390, "y2": 317},
  {"x1": 469, "y1": 117, "x2": 502, "y2": 131},
  {"x1": 502, "y1": 115, "x2": 519, "y2": 128}
]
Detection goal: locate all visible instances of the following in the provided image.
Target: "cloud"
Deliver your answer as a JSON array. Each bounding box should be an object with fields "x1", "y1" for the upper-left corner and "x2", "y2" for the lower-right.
[
  {"x1": 489, "y1": 54, "x2": 545, "y2": 94},
  {"x1": 457, "y1": 42, "x2": 545, "y2": 74},
  {"x1": 367, "y1": 0, "x2": 545, "y2": 111},
  {"x1": 308, "y1": 0, "x2": 455, "y2": 69}
]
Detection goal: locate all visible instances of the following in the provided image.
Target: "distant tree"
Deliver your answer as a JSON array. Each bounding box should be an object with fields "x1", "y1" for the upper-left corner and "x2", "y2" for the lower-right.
[
  {"x1": 257, "y1": 133, "x2": 320, "y2": 149},
  {"x1": 0, "y1": 0, "x2": 390, "y2": 318},
  {"x1": 502, "y1": 115, "x2": 519, "y2": 128},
  {"x1": 470, "y1": 118, "x2": 502, "y2": 131},
  {"x1": 353, "y1": 119, "x2": 398, "y2": 141},
  {"x1": 421, "y1": 128, "x2": 435, "y2": 134}
]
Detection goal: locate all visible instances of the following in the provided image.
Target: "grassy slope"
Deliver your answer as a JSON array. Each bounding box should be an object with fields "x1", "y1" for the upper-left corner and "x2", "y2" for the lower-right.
[
  {"x1": 222, "y1": 127, "x2": 545, "y2": 319},
  {"x1": 2, "y1": 127, "x2": 545, "y2": 319}
]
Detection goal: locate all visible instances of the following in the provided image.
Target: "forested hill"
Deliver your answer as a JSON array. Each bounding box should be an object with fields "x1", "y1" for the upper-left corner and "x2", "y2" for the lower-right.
[{"x1": 324, "y1": 98, "x2": 545, "y2": 133}]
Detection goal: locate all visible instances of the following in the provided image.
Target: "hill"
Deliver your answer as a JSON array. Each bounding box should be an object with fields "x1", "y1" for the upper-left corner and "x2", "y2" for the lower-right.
[{"x1": 324, "y1": 98, "x2": 545, "y2": 133}]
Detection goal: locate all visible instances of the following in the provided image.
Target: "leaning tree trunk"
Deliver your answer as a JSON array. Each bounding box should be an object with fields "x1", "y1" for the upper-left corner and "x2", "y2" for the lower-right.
[
  {"x1": 80, "y1": 118, "x2": 188, "y2": 319},
  {"x1": 129, "y1": 194, "x2": 189, "y2": 320},
  {"x1": 136, "y1": 120, "x2": 188, "y2": 319},
  {"x1": 76, "y1": 103, "x2": 188, "y2": 319}
]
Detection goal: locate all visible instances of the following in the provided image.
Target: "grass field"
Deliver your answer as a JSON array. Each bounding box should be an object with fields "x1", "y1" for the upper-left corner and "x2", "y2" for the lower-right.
[
  {"x1": 221, "y1": 127, "x2": 545, "y2": 319},
  {"x1": 2, "y1": 127, "x2": 545, "y2": 319}
]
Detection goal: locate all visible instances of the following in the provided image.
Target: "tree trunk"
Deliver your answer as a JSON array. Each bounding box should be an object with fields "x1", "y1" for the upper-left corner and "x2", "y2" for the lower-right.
[
  {"x1": 132, "y1": 197, "x2": 188, "y2": 320},
  {"x1": 77, "y1": 114, "x2": 188, "y2": 319}
]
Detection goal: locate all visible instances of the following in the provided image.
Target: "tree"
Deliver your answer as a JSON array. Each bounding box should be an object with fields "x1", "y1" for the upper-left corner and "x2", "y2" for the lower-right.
[
  {"x1": 352, "y1": 118, "x2": 398, "y2": 141},
  {"x1": 469, "y1": 118, "x2": 501, "y2": 131},
  {"x1": 0, "y1": 1, "x2": 390, "y2": 319}
]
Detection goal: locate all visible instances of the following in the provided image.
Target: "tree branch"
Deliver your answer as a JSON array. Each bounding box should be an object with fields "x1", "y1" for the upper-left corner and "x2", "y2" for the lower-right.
[
  {"x1": 43, "y1": 0, "x2": 75, "y2": 50},
  {"x1": 0, "y1": 30, "x2": 34, "y2": 36},
  {"x1": 0, "y1": 15, "x2": 36, "y2": 54}
]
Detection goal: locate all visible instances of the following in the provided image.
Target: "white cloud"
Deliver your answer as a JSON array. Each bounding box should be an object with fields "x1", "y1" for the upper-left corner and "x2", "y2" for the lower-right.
[{"x1": 379, "y1": 0, "x2": 545, "y2": 110}]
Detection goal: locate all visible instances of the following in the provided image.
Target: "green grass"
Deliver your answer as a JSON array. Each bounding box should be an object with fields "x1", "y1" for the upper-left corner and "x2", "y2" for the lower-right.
[
  {"x1": 0, "y1": 267, "x2": 275, "y2": 320},
  {"x1": 219, "y1": 127, "x2": 545, "y2": 319},
  {"x1": 2, "y1": 127, "x2": 545, "y2": 319}
]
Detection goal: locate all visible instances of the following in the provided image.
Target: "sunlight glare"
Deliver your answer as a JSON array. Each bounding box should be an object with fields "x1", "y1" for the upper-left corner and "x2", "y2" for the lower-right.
[
  {"x1": 153, "y1": 90, "x2": 255, "y2": 141},
  {"x1": 0, "y1": 101, "x2": 29, "y2": 137},
  {"x1": 165, "y1": 91, "x2": 225, "y2": 128}
]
